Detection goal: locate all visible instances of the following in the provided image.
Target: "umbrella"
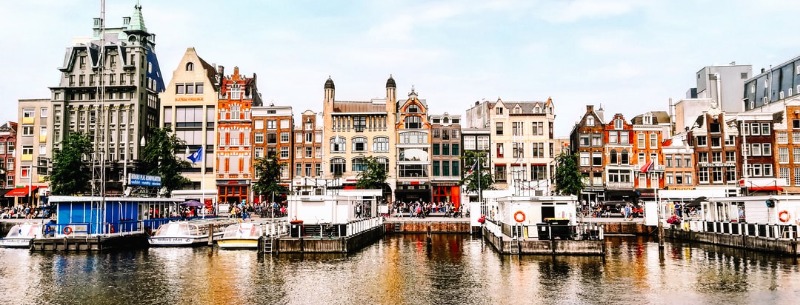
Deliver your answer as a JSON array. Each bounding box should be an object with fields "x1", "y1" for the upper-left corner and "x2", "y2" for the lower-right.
[{"x1": 183, "y1": 200, "x2": 203, "y2": 207}]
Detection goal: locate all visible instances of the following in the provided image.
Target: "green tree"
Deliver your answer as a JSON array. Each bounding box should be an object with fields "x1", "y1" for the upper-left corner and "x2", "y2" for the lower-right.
[
  {"x1": 355, "y1": 156, "x2": 391, "y2": 199},
  {"x1": 50, "y1": 132, "x2": 93, "y2": 195},
  {"x1": 252, "y1": 156, "x2": 287, "y2": 202},
  {"x1": 460, "y1": 150, "x2": 494, "y2": 195},
  {"x1": 554, "y1": 151, "x2": 583, "y2": 196},
  {"x1": 140, "y1": 128, "x2": 191, "y2": 197}
]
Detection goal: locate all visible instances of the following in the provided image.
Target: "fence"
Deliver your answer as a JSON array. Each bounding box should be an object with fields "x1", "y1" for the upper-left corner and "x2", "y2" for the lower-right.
[
  {"x1": 686, "y1": 220, "x2": 798, "y2": 240},
  {"x1": 262, "y1": 220, "x2": 289, "y2": 237},
  {"x1": 489, "y1": 220, "x2": 603, "y2": 240},
  {"x1": 346, "y1": 217, "x2": 383, "y2": 236}
]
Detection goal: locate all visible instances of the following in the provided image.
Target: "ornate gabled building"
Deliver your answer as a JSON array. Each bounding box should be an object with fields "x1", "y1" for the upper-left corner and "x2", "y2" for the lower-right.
[
  {"x1": 429, "y1": 112, "x2": 462, "y2": 206},
  {"x1": 630, "y1": 111, "x2": 670, "y2": 200},
  {"x1": 686, "y1": 106, "x2": 740, "y2": 196},
  {"x1": 395, "y1": 87, "x2": 432, "y2": 202},
  {"x1": 570, "y1": 105, "x2": 605, "y2": 204},
  {"x1": 49, "y1": 3, "x2": 165, "y2": 194},
  {"x1": 215, "y1": 67, "x2": 261, "y2": 205},
  {"x1": 291, "y1": 110, "x2": 323, "y2": 195},
  {"x1": 662, "y1": 134, "x2": 695, "y2": 190},
  {"x1": 321, "y1": 76, "x2": 397, "y2": 199},
  {"x1": 159, "y1": 47, "x2": 220, "y2": 202},
  {"x1": 251, "y1": 102, "x2": 294, "y2": 201},
  {"x1": 602, "y1": 113, "x2": 635, "y2": 203}
]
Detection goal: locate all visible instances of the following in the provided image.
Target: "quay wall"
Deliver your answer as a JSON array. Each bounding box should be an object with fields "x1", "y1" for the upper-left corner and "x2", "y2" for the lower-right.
[
  {"x1": 600, "y1": 222, "x2": 650, "y2": 235},
  {"x1": 384, "y1": 221, "x2": 470, "y2": 234},
  {"x1": 666, "y1": 229, "x2": 799, "y2": 256}
]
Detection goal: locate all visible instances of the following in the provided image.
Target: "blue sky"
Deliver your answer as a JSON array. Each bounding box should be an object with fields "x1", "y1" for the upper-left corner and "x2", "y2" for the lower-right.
[{"x1": 2, "y1": 0, "x2": 800, "y2": 137}]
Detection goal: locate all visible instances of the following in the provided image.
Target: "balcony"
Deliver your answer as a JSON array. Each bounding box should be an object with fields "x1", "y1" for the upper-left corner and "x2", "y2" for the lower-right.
[{"x1": 606, "y1": 181, "x2": 634, "y2": 190}]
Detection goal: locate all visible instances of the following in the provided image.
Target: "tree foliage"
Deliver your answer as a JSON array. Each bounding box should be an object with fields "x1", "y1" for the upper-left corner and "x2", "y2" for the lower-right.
[
  {"x1": 460, "y1": 150, "x2": 494, "y2": 194},
  {"x1": 554, "y1": 151, "x2": 583, "y2": 196},
  {"x1": 50, "y1": 132, "x2": 93, "y2": 195},
  {"x1": 355, "y1": 156, "x2": 391, "y2": 201},
  {"x1": 140, "y1": 128, "x2": 191, "y2": 197},
  {"x1": 252, "y1": 156, "x2": 286, "y2": 201}
]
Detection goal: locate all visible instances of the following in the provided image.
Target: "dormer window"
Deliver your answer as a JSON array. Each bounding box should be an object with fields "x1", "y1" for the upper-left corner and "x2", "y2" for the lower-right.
[
  {"x1": 644, "y1": 114, "x2": 652, "y2": 125},
  {"x1": 408, "y1": 105, "x2": 418, "y2": 113},
  {"x1": 614, "y1": 119, "x2": 622, "y2": 129},
  {"x1": 533, "y1": 106, "x2": 540, "y2": 113},
  {"x1": 587, "y1": 116, "x2": 594, "y2": 126},
  {"x1": 514, "y1": 106, "x2": 522, "y2": 114},
  {"x1": 496, "y1": 107, "x2": 503, "y2": 115}
]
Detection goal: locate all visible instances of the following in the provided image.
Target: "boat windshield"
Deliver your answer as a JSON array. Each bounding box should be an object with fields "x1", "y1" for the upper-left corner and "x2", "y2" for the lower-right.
[
  {"x1": 5, "y1": 224, "x2": 41, "y2": 238},
  {"x1": 222, "y1": 223, "x2": 261, "y2": 238},
  {"x1": 153, "y1": 222, "x2": 199, "y2": 237}
]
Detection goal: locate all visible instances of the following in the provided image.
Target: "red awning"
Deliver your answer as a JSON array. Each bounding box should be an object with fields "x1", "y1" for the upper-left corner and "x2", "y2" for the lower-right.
[
  {"x1": 4, "y1": 186, "x2": 40, "y2": 197},
  {"x1": 748, "y1": 186, "x2": 783, "y2": 192}
]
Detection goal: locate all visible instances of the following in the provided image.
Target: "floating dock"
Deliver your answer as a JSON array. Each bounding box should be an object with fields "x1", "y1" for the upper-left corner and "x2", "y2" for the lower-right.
[
  {"x1": 482, "y1": 220, "x2": 605, "y2": 256},
  {"x1": 30, "y1": 233, "x2": 149, "y2": 252},
  {"x1": 261, "y1": 217, "x2": 385, "y2": 254}
]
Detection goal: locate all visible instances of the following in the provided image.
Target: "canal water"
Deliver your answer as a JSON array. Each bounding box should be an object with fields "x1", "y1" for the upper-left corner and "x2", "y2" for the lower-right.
[{"x1": 1, "y1": 235, "x2": 799, "y2": 305}]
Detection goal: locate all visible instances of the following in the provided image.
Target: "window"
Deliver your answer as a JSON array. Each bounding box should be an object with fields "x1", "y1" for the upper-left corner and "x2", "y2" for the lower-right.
[
  {"x1": 675, "y1": 156, "x2": 682, "y2": 168},
  {"x1": 254, "y1": 132, "x2": 264, "y2": 144},
  {"x1": 610, "y1": 149, "x2": 618, "y2": 164},
  {"x1": 761, "y1": 123, "x2": 770, "y2": 135},
  {"x1": 433, "y1": 129, "x2": 440, "y2": 138},
  {"x1": 512, "y1": 122, "x2": 523, "y2": 136},
  {"x1": 280, "y1": 132, "x2": 289, "y2": 143},
  {"x1": 592, "y1": 135, "x2": 602, "y2": 147},
  {"x1": 780, "y1": 147, "x2": 790, "y2": 163},
  {"x1": 750, "y1": 123, "x2": 760, "y2": 135},
  {"x1": 531, "y1": 143, "x2": 544, "y2": 158},
  {"x1": 352, "y1": 137, "x2": 367, "y2": 152},
  {"x1": 665, "y1": 155, "x2": 672, "y2": 167},
  {"x1": 710, "y1": 123, "x2": 721, "y2": 133},
  {"x1": 354, "y1": 116, "x2": 366, "y2": 132},
  {"x1": 586, "y1": 116, "x2": 594, "y2": 126},
  {"x1": 306, "y1": 147, "x2": 313, "y2": 158},
  {"x1": 22, "y1": 126, "x2": 34, "y2": 136},
  {"x1": 495, "y1": 122, "x2": 503, "y2": 135},
  {"x1": 23, "y1": 108, "x2": 34, "y2": 119},
  {"x1": 794, "y1": 148, "x2": 800, "y2": 164},
  {"x1": 186, "y1": 83, "x2": 194, "y2": 94},
  {"x1": 477, "y1": 136, "x2": 489, "y2": 150},
  {"x1": 532, "y1": 122, "x2": 543, "y2": 135},
  {"x1": 725, "y1": 151, "x2": 735, "y2": 163},
  {"x1": 315, "y1": 164, "x2": 322, "y2": 176},
  {"x1": 580, "y1": 136, "x2": 589, "y2": 146},
  {"x1": 296, "y1": 163, "x2": 302, "y2": 176},
  {"x1": 255, "y1": 147, "x2": 264, "y2": 158},
  {"x1": 621, "y1": 150, "x2": 629, "y2": 164},
  {"x1": 352, "y1": 157, "x2": 367, "y2": 172},
  {"x1": 433, "y1": 161, "x2": 440, "y2": 176},
  {"x1": 512, "y1": 142, "x2": 524, "y2": 158},
  {"x1": 267, "y1": 133, "x2": 277, "y2": 144},
  {"x1": 452, "y1": 161, "x2": 460, "y2": 176},
  {"x1": 495, "y1": 107, "x2": 503, "y2": 115},
  {"x1": 614, "y1": 119, "x2": 623, "y2": 130},
  {"x1": 778, "y1": 131, "x2": 788, "y2": 144},
  {"x1": 373, "y1": 137, "x2": 389, "y2": 152},
  {"x1": 609, "y1": 132, "x2": 618, "y2": 144},
  {"x1": 442, "y1": 143, "x2": 450, "y2": 156},
  {"x1": 306, "y1": 133, "x2": 313, "y2": 143},
  {"x1": 580, "y1": 152, "x2": 589, "y2": 166},
  {"x1": 620, "y1": 131, "x2": 629, "y2": 144},
  {"x1": 764, "y1": 164, "x2": 773, "y2": 177},
  {"x1": 725, "y1": 135, "x2": 735, "y2": 146},
  {"x1": 186, "y1": 62, "x2": 194, "y2": 71},
  {"x1": 405, "y1": 116, "x2": 421, "y2": 129},
  {"x1": 751, "y1": 143, "x2": 761, "y2": 156},
  {"x1": 696, "y1": 136, "x2": 706, "y2": 146},
  {"x1": 452, "y1": 144, "x2": 460, "y2": 156},
  {"x1": 267, "y1": 120, "x2": 276, "y2": 129},
  {"x1": 196, "y1": 83, "x2": 204, "y2": 94},
  {"x1": 22, "y1": 146, "x2": 33, "y2": 156},
  {"x1": 432, "y1": 144, "x2": 440, "y2": 156},
  {"x1": 711, "y1": 137, "x2": 721, "y2": 148},
  {"x1": 592, "y1": 153, "x2": 602, "y2": 166},
  {"x1": 330, "y1": 158, "x2": 346, "y2": 175},
  {"x1": 762, "y1": 143, "x2": 771, "y2": 156},
  {"x1": 442, "y1": 161, "x2": 450, "y2": 176},
  {"x1": 699, "y1": 152, "x2": 708, "y2": 163},
  {"x1": 464, "y1": 136, "x2": 476, "y2": 150},
  {"x1": 712, "y1": 152, "x2": 722, "y2": 162},
  {"x1": 330, "y1": 137, "x2": 345, "y2": 153},
  {"x1": 280, "y1": 147, "x2": 289, "y2": 159},
  {"x1": 494, "y1": 165, "x2": 506, "y2": 181},
  {"x1": 685, "y1": 174, "x2": 692, "y2": 185},
  {"x1": 666, "y1": 174, "x2": 673, "y2": 184},
  {"x1": 698, "y1": 169, "x2": 709, "y2": 183},
  {"x1": 496, "y1": 143, "x2": 504, "y2": 158}
]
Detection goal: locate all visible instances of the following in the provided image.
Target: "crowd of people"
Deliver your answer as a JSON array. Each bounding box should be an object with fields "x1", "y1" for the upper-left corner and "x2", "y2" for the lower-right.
[
  {"x1": 391, "y1": 201, "x2": 467, "y2": 218},
  {"x1": 1, "y1": 205, "x2": 52, "y2": 219}
]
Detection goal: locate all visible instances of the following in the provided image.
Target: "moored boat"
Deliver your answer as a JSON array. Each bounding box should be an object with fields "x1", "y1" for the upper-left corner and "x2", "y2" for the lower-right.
[
  {"x1": 0, "y1": 223, "x2": 42, "y2": 248},
  {"x1": 217, "y1": 222, "x2": 263, "y2": 249},
  {"x1": 148, "y1": 219, "x2": 231, "y2": 247}
]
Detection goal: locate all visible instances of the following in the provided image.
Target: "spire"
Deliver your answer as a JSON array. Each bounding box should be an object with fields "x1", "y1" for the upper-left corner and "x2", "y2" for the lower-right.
[
  {"x1": 127, "y1": 0, "x2": 148, "y2": 33},
  {"x1": 386, "y1": 74, "x2": 396, "y2": 88},
  {"x1": 324, "y1": 76, "x2": 335, "y2": 90}
]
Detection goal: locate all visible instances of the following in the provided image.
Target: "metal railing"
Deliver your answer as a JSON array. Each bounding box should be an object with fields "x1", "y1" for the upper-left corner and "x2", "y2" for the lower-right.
[
  {"x1": 346, "y1": 217, "x2": 383, "y2": 236},
  {"x1": 683, "y1": 220, "x2": 798, "y2": 240}
]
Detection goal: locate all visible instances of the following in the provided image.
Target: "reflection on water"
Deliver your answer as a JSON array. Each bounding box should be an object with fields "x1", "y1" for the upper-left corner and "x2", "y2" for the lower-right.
[{"x1": 0, "y1": 235, "x2": 798, "y2": 305}]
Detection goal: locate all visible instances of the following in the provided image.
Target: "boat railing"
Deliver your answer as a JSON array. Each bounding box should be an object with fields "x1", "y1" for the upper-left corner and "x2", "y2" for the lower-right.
[
  {"x1": 262, "y1": 220, "x2": 290, "y2": 238},
  {"x1": 682, "y1": 220, "x2": 799, "y2": 240},
  {"x1": 346, "y1": 217, "x2": 383, "y2": 237}
]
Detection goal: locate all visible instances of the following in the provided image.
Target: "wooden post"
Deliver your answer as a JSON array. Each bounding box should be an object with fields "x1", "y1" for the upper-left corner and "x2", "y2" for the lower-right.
[{"x1": 207, "y1": 224, "x2": 214, "y2": 246}]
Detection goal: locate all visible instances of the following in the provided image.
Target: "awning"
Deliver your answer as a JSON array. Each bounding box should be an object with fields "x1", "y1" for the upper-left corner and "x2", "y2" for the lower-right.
[
  {"x1": 748, "y1": 186, "x2": 783, "y2": 192},
  {"x1": 5, "y1": 186, "x2": 40, "y2": 197}
]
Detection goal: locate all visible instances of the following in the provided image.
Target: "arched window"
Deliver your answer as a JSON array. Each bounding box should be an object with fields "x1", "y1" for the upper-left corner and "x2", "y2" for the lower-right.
[
  {"x1": 621, "y1": 149, "x2": 629, "y2": 165},
  {"x1": 610, "y1": 149, "x2": 618, "y2": 164},
  {"x1": 330, "y1": 157, "x2": 346, "y2": 176},
  {"x1": 352, "y1": 136, "x2": 367, "y2": 152},
  {"x1": 352, "y1": 157, "x2": 367, "y2": 172},
  {"x1": 373, "y1": 136, "x2": 389, "y2": 152},
  {"x1": 376, "y1": 157, "x2": 389, "y2": 172},
  {"x1": 186, "y1": 62, "x2": 194, "y2": 71},
  {"x1": 330, "y1": 136, "x2": 346, "y2": 153}
]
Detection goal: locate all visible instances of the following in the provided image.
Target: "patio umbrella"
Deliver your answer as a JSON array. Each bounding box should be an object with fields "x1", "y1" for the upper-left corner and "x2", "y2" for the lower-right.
[{"x1": 183, "y1": 200, "x2": 203, "y2": 207}]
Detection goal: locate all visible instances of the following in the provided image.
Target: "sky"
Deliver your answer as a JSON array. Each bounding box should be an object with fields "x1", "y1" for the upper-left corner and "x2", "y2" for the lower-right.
[{"x1": 2, "y1": 0, "x2": 800, "y2": 137}]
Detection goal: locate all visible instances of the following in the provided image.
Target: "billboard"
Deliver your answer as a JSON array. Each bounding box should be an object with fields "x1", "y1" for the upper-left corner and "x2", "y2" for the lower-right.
[{"x1": 128, "y1": 173, "x2": 162, "y2": 187}]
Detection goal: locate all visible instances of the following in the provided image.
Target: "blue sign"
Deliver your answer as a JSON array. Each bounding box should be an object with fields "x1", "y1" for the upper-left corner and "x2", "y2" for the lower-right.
[{"x1": 128, "y1": 174, "x2": 162, "y2": 187}]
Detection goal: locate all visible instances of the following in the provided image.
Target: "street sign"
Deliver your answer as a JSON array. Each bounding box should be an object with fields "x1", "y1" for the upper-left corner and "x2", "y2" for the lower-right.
[{"x1": 128, "y1": 173, "x2": 162, "y2": 187}]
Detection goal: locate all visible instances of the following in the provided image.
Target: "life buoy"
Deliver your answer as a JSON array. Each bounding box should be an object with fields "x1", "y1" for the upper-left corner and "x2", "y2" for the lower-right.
[
  {"x1": 63, "y1": 226, "x2": 73, "y2": 235},
  {"x1": 778, "y1": 210, "x2": 791, "y2": 223},
  {"x1": 514, "y1": 211, "x2": 526, "y2": 223}
]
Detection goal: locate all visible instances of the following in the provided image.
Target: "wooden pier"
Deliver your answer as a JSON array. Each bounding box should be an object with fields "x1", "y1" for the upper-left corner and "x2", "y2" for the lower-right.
[
  {"x1": 30, "y1": 233, "x2": 149, "y2": 252},
  {"x1": 261, "y1": 218, "x2": 385, "y2": 254}
]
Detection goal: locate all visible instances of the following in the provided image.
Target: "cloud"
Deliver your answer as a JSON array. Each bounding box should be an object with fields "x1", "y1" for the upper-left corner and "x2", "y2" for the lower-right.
[{"x1": 538, "y1": 0, "x2": 644, "y2": 23}]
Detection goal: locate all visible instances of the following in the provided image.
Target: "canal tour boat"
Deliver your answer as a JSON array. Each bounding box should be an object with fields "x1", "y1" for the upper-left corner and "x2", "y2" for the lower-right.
[
  {"x1": 216, "y1": 222, "x2": 263, "y2": 249},
  {"x1": 0, "y1": 223, "x2": 43, "y2": 248},
  {"x1": 148, "y1": 219, "x2": 232, "y2": 247}
]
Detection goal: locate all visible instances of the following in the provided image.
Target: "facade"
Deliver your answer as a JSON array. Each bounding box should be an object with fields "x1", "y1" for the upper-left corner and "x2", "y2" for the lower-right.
[
  {"x1": 602, "y1": 113, "x2": 635, "y2": 202},
  {"x1": 14, "y1": 99, "x2": 51, "y2": 206},
  {"x1": 744, "y1": 56, "x2": 800, "y2": 111},
  {"x1": 737, "y1": 112, "x2": 778, "y2": 193},
  {"x1": 0, "y1": 122, "x2": 17, "y2": 189},
  {"x1": 631, "y1": 111, "x2": 669, "y2": 199},
  {"x1": 690, "y1": 64, "x2": 752, "y2": 113},
  {"x1": 686, "y1": 107, "x2": 740, "y2": 196},
  {"x1": 662, "y1": 134, "x2": 695, "y2": 190},
  {"x1": 775, "y1": 102, "x2": 800, "y2": 193},
  {"x1": 159, "y1": 47, "x2": 219, "y2": 201},
  {"x1": 570, "y1": 105, "x2": 605, "y2": 204},
  {"x1": 395, "y1": 88, "x2": 432, "y2": 203},
  {"x1": 466, "y1": 98, "x2": 556, "y2": 192},
  {"x1": 291, "y1": 110, "x2": 323, "y2": 195},
  {"x1": 321, "y1": 76, "x2": 397, "y2": 199},
  {"x1": 461, "y1": 127, "x2": 490, "y2": 202},
  {"x1": 49, "y1": 3, "x2": 165, "y2": 194},
  {"x1": 251, "y1": 103, "x2": 294, "y2": 201},
  {"x1": 215, "y1": 67, "x2": 261, "y2": 205},
  {"x1": 429, "y1": 112, "x2": 461, "y2": 206}
]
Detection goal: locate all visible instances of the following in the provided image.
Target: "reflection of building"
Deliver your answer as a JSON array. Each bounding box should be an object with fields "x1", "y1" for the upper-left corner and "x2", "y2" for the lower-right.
[
  {"x1": 0, "y1": 121, "x2": 17, "y2": 206},
  {"x1": 49, "y1": 3, "x2": 165, "y2": 194},
  {"x1": 14, "y1": 99, "x2": 51, "y2": 206},
  {"x1": 395, "y1": 87, "x2": 431, "y2": 202},
  {"x1": 291, "y1": 110, "x2": 323, "y2": 194},
  {"x1": 429, "y1": 112, "x2": 460, "y2": 206},
  {"x1": 159, "y1": 48, "x2": 219, "y2": 201},
  {"x1": 570, "y1": 105, "x2": 605, "y2": 204},
  {"x1": 251, "y1": 102, "x2": 293, "y2": 200},
  {"x1": 321, "y1": 76, "x2": 397, "y2": 198},
  {"x1": 216, "y1": 67, "x2": 261, "y2": 205}
]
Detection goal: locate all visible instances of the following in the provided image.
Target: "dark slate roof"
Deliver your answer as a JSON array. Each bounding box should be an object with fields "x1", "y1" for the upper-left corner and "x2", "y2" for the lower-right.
[
  {"x1": 332, "y1": 101, "x2": 385, "y2": 113},
  {"x1": 386, "y1": 75, "x2": 396, "y2": 88},
  {"x1": 324, "y1": 77, "x2": 335, "y2": 90}
]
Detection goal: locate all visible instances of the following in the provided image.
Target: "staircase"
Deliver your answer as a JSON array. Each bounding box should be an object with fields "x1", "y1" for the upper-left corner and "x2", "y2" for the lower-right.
[
  {"x1": 304, "y1": 225, "x2": 321, "y2": 237},
  {"x1": 262, "y1": 238, "x2": 273, "y2": 254}
]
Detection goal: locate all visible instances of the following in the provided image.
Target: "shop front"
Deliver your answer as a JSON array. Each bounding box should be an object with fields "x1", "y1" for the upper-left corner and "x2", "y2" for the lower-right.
[
  {"x1": 217, "y1": 180, "x2": 250, "y2": 205},
  {"x1": 431, "y1": 182, "x2": 460, "y2": 209},
  {"x1": 395, "y1": 181, "x2": 431, "y2": 203}
]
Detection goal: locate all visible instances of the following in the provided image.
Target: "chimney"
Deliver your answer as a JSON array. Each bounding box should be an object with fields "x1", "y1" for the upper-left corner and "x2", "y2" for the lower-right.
[
  {"x1": 586, "y1": 105, "x2": 594, "y2": 112},
  {"x1": 475, "y1": 101, "x2": 479, "y2": 106},
  {"x1": 218, "y1": 65, "x2": 225, "y2": 76},
  {"x1": 761, "y1": 68, "x2": 766, "y2": 73}
]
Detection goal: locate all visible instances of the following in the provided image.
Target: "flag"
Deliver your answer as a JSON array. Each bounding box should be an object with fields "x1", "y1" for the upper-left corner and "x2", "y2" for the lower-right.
[
  {"x1": 187, "y1": 147, "x2": 203, "y2": 164},
  {"x1": 467, "y1": 159, "x2": 479, "y2": 175},
  {"x1": 640, "y1": 160, "x2": 654, "y2": 173}
]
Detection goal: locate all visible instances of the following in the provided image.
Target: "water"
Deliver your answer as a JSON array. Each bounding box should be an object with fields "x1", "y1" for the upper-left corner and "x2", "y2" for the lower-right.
[{"x1": 1, "y1": 235, "x2": 799, "y2": 305}]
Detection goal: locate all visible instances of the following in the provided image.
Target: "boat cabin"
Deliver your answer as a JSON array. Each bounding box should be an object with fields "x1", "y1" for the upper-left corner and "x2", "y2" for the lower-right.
[
  {"x1": 701, "y1": 195, "x2": 800, "y2": 226},
  {"x1": 50, "y1": 196, "x2": 183, "y2": 236},
  {"x1": 287, "y1": 189, "x2": 382, "y2": 225}
]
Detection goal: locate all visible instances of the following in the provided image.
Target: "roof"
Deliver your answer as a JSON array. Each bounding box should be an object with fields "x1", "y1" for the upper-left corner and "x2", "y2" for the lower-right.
[
  {"x1": 386, "y1": 75, "x2": 396, "y2": 88},
  {"x1": 332, "y1": 101, "x2": 386, "y2": 113},
  {"x1": 494, "y1": 99, "x2": 550, "y2": 115},
  {"x1": 324, "y1": 77, "x2": 335, "y2": 89},
  {"x1": 630, "y1": 111, "x2": 671, "y2": 125}
]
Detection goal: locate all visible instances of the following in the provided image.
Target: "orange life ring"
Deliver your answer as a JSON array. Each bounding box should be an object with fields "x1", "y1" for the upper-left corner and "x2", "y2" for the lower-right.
[
  {"x1": 63, "y1": 226, "x2": 73, "y2": 235},
  {"x1": 514, "y1": 211, "x2": 526, "y2": 223},
  {"x1": 778, "y1": 210, "x2": 791, "y2": 223}
]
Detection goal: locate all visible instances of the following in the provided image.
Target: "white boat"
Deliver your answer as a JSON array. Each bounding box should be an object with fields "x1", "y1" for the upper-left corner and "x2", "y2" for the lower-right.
[
  {"x1": 217, "y1": 222, "x2": 263, "y2": 249},
  {"x1": 0, "y1": 223, "x2": 42, "y2": 248},
  {"x1": 148, "y1": 220, "x2": 230, "y2": 247}
]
